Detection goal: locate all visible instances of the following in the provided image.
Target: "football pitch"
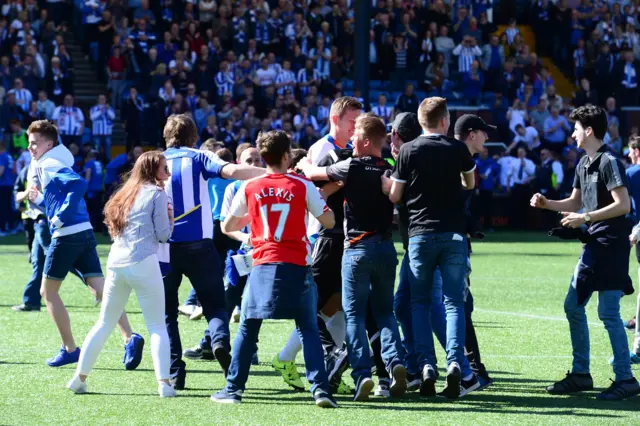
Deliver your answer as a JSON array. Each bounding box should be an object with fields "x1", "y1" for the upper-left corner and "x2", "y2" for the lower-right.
[{"x1": 1, "y1": 232, "x2": 640, "y2": 425}]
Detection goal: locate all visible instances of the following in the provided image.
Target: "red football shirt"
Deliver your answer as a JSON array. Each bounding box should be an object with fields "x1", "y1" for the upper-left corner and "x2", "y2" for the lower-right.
[{"x1": 229, "y1": 173, "x2": 329, "y2": 266}]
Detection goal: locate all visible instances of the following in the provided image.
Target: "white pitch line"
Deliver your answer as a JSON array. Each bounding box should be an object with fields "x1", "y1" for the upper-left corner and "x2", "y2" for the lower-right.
[{"x1": 475, "y1": 308, "x2": 604, "y2": 328}]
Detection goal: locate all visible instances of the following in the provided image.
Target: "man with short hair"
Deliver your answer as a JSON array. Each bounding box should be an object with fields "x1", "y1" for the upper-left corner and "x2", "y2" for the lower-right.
[
  {"x1": 211, "y1": 130, "x2": 337, "y2": 408},
  {"x1": 161, "y1": 115, "x2": 264, "y2": 389},
  {"x1": 531, "y1": 105, "x2": 640, "y2": 400},
  {"x1": 300, "y1": 114, "x2": 407, "y2": 401},
  {"x1": 388, "y1": 97, "x2": 476, "y2": 399},
  {"x1": 273, "y1": 96, "x2": 362, "y2": 393},
  {"x1": 90, "y1": 94, "x2": 115, "y2": 161},
  {"x1": 25, "y1": 120, "x2": 144, "y2": 369}
]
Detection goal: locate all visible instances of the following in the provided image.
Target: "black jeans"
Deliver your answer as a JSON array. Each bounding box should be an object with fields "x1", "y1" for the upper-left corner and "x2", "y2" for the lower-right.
[
  {"x1": 164, "y1": 239, "x2": 230, "y2": 377},
  {"x1": 0, "y1": 186, "x2": 13, "y2": 231},
  {"x1": 464, "y1": 282, "x2": 488, "y2": 378},
  {"x1": 23, "y1": 218, "x2": 35, "y2": 256}
]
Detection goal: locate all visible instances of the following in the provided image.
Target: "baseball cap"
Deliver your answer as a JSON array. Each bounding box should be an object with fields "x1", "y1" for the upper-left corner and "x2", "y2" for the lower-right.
[
  {"x1": 454, "y1": 114, "x2": 496, "y2": 136},
  {"x1": 389, "y1": 112, "x2": 422, "y2": 142}
]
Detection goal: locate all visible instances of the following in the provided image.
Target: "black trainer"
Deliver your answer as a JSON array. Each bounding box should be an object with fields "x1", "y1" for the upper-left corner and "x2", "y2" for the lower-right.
[
  {"x1": 546, "y1": 371, "x2": 594, "y2": 394},
  {"x1": 353, "y1": 376, "x2": 374, "y2": 401},
  {"x1": 213, "y1": 344, "x2": 231, "y2": 378},
  {"x1": 171, "y1": 369, "x2": 186, "y2": 390},
  {"x1": 596, "y1": 378, "x2": 640, "y2": 401},
  {"x1": 420, "y1": 364, "x2": 437, "y2": 397},
  {"x1": 314, "y1": 389, "x2": 339, "y2": 408},
  {"x1": 438, "y1": 362, "x2": 461, "y2": 399},
  {"x1": 389, "y1": 363, "x2": 407, "y2": 398},
  {"x1": 407, "y1": 372, "x2": 421, "y2": 392},
  {"x1": 183, "y1": 344, "x2": 215, "y2": 361},
  {"x1": 326, "y1": 348, "x2": 349, "y2": 390}
]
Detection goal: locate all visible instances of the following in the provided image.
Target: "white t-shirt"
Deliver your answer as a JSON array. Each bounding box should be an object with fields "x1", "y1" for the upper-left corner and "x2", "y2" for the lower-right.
[{"x1": 255, "y1": 67, "x2": 277, "y2": 86}]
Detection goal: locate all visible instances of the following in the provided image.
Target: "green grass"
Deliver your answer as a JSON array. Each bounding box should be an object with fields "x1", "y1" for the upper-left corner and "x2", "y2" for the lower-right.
[{"x1": 1, "y1": 232, "x2": 640, "y2": 425}]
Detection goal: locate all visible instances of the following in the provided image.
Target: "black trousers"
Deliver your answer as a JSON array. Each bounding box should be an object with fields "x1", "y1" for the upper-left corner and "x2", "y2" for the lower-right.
[
  {"x1": 23, "y1": 218, "x2": 35, "y2": 257},
  {"x1": 464, "y1": 281, "x2": 488, "y2": 378},
  {"x1": 164, "y1": 239, "x2": 230, "y2": 377},
  {"x1": 510, "y1": 183, "x2": 532, "y2": 229},
  {"x1": 0, "y1": 186, "x2": 14, "y2": 231}
]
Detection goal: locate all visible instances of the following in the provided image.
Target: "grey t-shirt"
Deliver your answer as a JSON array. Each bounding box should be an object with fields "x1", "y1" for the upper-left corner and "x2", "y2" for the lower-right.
[{"x1": 107, "y1": 184, "x2": 172, "y2": 268}]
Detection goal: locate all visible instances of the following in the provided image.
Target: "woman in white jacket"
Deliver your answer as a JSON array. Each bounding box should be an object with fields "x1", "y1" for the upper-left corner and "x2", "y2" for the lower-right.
[{"x1": 67, "y1": 151, "x2": 176, "y2": 397}]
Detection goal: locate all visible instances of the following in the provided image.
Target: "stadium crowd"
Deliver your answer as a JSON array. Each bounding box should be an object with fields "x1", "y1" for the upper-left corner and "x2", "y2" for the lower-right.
[{"x1": 4, "y1": 0, "x2": 640, "y2": 235}]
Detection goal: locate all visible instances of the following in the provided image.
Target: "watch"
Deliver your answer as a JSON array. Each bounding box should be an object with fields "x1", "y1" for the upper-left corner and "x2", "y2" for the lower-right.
[{"x1": 584, "y1": 213, "x2": 592, "y2": 223}]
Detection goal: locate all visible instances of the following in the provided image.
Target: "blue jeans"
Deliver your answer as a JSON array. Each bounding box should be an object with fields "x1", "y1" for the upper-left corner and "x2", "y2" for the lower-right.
[
  {"x1": 225, "y1": 269, "x2": 329, "y2": 395},
  {"x1": 22, "y1": 218, "x2": 50, "y2": 306},
  {"x1": 342, "y1": 240, "x2": 404, "y2": 383},
  {"x1": 394, "y1": 253, "x2": 418, "y2": 375},
  {"x1": 94, "y1": 135, "x2": 112, "y2": 161},
  {"x1": 564, "y1": 264, "x2": 633, "y2": 382},
  {"x1": 394, "y1": 255, "x2": 473, "y2": 378},
  {"x1": 408, "y1": 232, "x2": 468, "y2": 370}
]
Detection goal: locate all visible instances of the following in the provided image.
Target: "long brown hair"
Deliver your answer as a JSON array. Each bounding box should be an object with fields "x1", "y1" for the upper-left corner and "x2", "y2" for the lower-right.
[{"x1": 104, "y1": 151, "x2": 166, "y2": 238}]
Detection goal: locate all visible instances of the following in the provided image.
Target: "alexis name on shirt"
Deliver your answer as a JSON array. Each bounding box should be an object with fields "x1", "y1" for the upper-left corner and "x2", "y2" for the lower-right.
[{"x1": 253, "y1": 187, "x2": 295, "y2": 202}]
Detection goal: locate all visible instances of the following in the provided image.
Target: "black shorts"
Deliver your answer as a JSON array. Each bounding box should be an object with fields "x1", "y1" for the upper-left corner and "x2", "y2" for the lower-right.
[{"x1": 311, "y1": 234, "x2": 344, "y2": 307}]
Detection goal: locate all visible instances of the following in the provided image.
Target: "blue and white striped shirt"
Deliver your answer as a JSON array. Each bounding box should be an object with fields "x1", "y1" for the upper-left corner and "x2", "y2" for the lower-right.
[
  {"x1": 275, "y1": 70, "x2": 296, "y2": 94},
  {"x1": 215, "y1": 71, "x2": 235, "y2": 96},
  {"x1": 452, "y1": 44, "x2": 482, "y2": 73},
  {"x1": 90, "y1": 104, "x2": 115, "y2": 135},
  {"x1": 371, "y1": 105, "x2": 393, "y2": 124},
  {"x1": 9, "y1": 88, "x2": 32, "y2": 112},
  {"x1": 163, "y1": 147, "x2": 229, "y2": 243},
  {"x1": 308, "y1": 47, "x2": 331, "y2": 78},
  {"x1": 505, "y1": 27, "x2": 519, "y2": 45},
  {"x1": 52, "y1": 106, "x2": 84, "y2": 135}
]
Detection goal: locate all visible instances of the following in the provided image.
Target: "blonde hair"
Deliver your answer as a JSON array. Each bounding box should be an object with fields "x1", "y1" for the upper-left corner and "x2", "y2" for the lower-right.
[
  {"x1": 329, "y1": 96, "x2": 363, "y2": 120},
  {"x1": 418, "y1": 97, "x2": 448, "y2": 129}
]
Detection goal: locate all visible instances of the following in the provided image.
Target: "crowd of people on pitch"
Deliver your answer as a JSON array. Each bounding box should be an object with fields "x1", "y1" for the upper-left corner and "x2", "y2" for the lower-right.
[{"x1": 10, "y1": 93, "x2": 640, "y2": 405}]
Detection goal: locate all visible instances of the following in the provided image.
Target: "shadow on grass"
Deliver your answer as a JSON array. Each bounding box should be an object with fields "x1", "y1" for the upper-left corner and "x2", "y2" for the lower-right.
[
  {"x1": 240, "y1": 389, "x2": 636, "y2": 417},
  {"x1": 472, "y1": 252, "x2": 576, "y2": 257}
]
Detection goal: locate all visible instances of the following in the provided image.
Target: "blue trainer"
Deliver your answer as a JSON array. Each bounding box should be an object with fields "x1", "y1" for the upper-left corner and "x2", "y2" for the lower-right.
[
  {"x1": 210, "y1": 389, "x2": 243, "y2": 404},
  {"x1": 46, "y1": 346, "x2": 80, "y2": 367},
  {"x1": 608, "y1": 351, "x2": 640, "y2": 366},
  {"x1": 123, "y1": 333, "x2": 145, "y2": 370},
  {"x1": 477, "y1": 375, "x2": 494, "y2": 391}
]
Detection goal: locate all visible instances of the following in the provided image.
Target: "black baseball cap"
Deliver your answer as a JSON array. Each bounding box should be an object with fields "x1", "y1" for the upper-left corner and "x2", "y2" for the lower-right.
[
  {"x1": 453, "y1": 114, "x2": 496, "y2": 136},
  {"x1": 389, "y1": 112, "x2": 422, "y2": 142}
]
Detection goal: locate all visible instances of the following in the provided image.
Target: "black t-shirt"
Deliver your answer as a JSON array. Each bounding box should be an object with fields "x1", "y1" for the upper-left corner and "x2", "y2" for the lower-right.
[
  {"x1": 391, "y1": 135, "x2": 476, "y2": 236},
  {"x1": 315, "y1": 148, "x2": 353, "y2": 237},
  {"x1": 327, "y1": 156, "x2": 394, "y2": 246},
  {"x1": 573, "y1": 145, "x2": 630, "y2": 234}
]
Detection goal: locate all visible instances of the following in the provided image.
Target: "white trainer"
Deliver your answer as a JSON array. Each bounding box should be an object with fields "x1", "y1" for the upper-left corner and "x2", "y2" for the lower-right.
[
  {"x1": 159, "y1": 382, "x2": 177, "y2": 398},
  {"x1": 66, "y1": 375, "x2": 87, "y2": 394}
]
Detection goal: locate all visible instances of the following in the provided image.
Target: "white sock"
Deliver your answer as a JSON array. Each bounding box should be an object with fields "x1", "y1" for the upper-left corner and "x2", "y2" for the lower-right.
[
  {"x1": 278, "y1": 330, "x2": 302, "y2": 362},
  {"x1": 325, "y1": 311, "x2": 346, "y2": 347},
  {"x1": 634, "y1": 335, "x2": 640, "y2": 354}
]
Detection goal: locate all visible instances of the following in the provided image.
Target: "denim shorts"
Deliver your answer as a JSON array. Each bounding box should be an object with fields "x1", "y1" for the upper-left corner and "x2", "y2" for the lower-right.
[
  {"x1": 242, "y1": 263, "x2": 311, "y2": 320},
  {"x1": 44, "y1": 229, "x2": 103, "y2": 281}
]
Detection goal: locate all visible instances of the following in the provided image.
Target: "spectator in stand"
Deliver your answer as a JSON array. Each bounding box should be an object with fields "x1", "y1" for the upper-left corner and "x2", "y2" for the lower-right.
[
  {"x1": 544, "y1": 106, "x2": 572, "y2": 154},
  {"x1": 508, "y1": 146, "x2": 536, "y2": 229},
  {"x1": 0, "y1": 142, "x2": 14, "y2": 235},
  {"x1": 52, "y1": 95, "x2": 84, "y2": 147},
  {"x1": 475, "y1": 147, "x2": 499, "y2": 232},
  {"x1": 90, "y1": 94, "x2": 115, "y2": 161}
]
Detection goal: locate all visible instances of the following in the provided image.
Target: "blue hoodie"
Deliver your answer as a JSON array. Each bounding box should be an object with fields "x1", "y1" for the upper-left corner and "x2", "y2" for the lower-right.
[{"x1": 31, "y1": 144, "x2": 92, "y2": 238}]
